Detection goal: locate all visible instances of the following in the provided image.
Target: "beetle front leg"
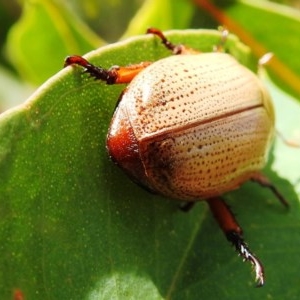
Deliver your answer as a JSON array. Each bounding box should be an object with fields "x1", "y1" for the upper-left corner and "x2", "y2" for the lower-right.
[
  {"x1": 147, "y1": 28, "x2": 200, "y2": 55},
  {"x1": 64, "y1": 55, "x2": 152, "y2": 84},
  {"x1": 207, "y1": 197, "x2": 264, "y2": 287}
]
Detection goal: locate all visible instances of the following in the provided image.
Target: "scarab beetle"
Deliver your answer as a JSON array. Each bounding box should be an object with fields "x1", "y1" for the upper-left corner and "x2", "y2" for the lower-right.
[{"x1": 64, "y1": 28, "x2": 288, "y2": 287}]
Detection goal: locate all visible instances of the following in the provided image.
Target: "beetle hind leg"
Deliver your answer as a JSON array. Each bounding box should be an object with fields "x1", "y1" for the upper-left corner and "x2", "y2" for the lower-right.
[
  {"x1": 207, "y1": 197, "x2": 264, "y2": 287},
  {"x1": 226, "y1": 230, "x2": 264, "y2": 287}
]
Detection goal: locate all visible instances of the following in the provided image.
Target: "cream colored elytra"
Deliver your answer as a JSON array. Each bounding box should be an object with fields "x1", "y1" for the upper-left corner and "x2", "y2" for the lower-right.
[{"x1": 109, "y1": 52, "x2": 275, "y2": 200}]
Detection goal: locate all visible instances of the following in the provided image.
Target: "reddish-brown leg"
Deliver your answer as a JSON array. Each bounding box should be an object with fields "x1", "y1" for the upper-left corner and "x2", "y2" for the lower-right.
[
  {"x1": 64, "y1": 28, "x2": 200, "y2": 80},
  {"x1": 251, "y1": 172, "x2": 289, "y2": 208},
  {"x1": 207, "y1": 197, "x2": 265, "y2": 287},
  {"x1": 147, "y1": 27, "x2": 200, "y2": 55},
  {"x1": 64, "y1": 55, "x2": 151, "y2": 84}
]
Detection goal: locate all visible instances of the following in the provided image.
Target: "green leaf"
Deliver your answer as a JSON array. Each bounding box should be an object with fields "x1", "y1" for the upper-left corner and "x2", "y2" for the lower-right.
[
  {"x1": 0, "y1": 30, "x2": 300, "y2": 299},
  {"x1": 6, "y1": 0, "x2": 103, "y2": 85}
]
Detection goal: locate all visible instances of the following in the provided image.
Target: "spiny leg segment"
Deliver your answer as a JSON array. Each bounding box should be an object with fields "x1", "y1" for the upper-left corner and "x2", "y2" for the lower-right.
[{"x1": 207, "y1": 197, "x2": 265, "y2": 287}]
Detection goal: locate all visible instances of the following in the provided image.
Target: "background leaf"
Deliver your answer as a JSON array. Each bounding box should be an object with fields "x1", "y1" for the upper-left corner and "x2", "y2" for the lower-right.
[{"x1": 6, "y1": 0, "x2": 103, "y2": 85}]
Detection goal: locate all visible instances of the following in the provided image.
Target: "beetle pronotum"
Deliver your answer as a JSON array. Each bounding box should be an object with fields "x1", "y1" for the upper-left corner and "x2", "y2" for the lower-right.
[{"x1": 64, "y1": 28, "x2": 288, "y2": 287}]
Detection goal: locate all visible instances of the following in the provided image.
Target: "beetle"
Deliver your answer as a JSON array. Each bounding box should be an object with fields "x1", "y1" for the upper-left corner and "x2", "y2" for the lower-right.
[{"x1": 64, "y1": 28, "x2": 288, "y2": 287}]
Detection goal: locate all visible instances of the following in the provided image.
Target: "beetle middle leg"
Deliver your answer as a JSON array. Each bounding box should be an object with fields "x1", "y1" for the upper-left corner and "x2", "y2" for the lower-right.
[
  {"x1": 207, "y1": 196, "x2": 265, "y2": 287},
  {"x1": 251, "y1": 172, "x2": 289, "y2": 208}
]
